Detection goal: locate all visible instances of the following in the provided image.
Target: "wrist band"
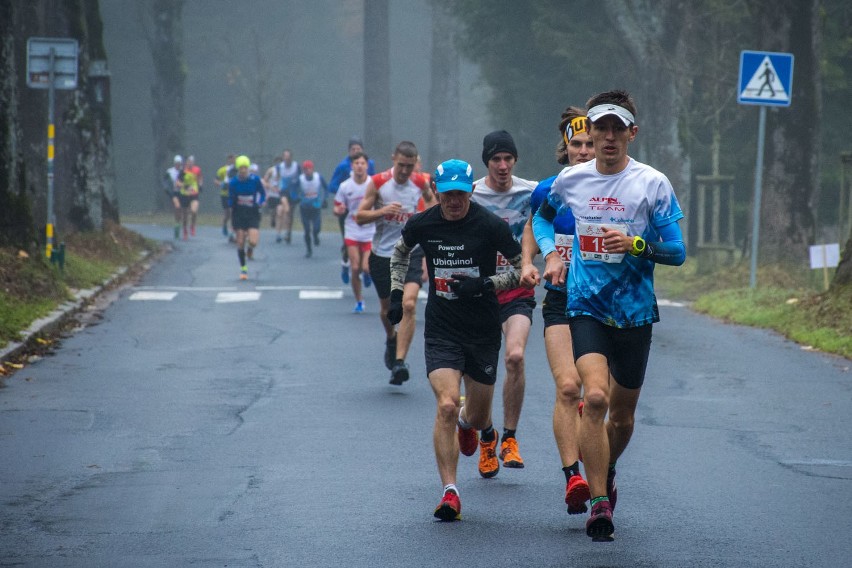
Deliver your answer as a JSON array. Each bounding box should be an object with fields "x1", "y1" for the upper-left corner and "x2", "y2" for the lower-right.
[{"x1": 630, "y1": 236, "x2": 646, "y2": 257}]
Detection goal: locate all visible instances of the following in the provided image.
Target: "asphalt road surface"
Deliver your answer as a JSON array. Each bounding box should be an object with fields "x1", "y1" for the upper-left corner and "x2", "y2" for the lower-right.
[{"x1": 2, "y1": 222, "x2": 850, "y2": 567}]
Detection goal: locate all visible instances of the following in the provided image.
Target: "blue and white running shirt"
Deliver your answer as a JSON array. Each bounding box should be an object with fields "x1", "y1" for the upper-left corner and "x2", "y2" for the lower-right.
[{"x1": 546, "y1": 158, "x2": 683, "y2": 328}]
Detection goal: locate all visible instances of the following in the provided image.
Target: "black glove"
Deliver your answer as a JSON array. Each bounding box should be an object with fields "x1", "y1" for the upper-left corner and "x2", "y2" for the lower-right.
[
  {"x1": 387, "y1": 289, "x2": 404, "y2": 325},
  {"x1": 449, "y1": 274, "x2": 494, "y2": 299}
]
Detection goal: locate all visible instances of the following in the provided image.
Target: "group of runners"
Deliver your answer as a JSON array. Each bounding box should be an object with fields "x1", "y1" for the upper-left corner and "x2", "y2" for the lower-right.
[
  {"x1": 385, "y1": 89, "x2": 684, "y2": 540},
  {"x1": 164, "y1": 89, "x2": 686, "y2": 540}
]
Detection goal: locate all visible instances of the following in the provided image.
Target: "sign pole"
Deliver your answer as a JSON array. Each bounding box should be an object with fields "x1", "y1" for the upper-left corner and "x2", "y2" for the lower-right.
[
  {"x1": 749, "y1": 106, "x2": 766, "y2": 289},
  {"x1": 46, "y1": 47, "x2": 56, "y2": 259}
]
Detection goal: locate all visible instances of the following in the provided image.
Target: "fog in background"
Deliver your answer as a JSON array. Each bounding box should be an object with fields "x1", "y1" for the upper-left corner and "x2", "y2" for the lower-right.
[{"x1": 101, "y1": 0, "x2": 496, "y2": 214}]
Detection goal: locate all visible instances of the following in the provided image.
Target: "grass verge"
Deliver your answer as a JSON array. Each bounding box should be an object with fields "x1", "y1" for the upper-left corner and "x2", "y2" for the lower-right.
[{"x1": 0, "y1": 223, "x2": 155, "y2": 349}]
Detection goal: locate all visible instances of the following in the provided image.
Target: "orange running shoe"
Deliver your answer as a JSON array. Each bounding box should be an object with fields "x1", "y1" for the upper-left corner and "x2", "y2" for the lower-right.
[
  {"x1": 433, "y1": 490, "x2": 461, "y2": 521},
  {"x1": 565, "y1": 474, "x2": 591, "y2": 515},
  {"x1": 478, "y1": 435, "x2": 499, "y2": 478},
  {"x1": 500, "y1": 437, "x2": 524, "y2": 468}
]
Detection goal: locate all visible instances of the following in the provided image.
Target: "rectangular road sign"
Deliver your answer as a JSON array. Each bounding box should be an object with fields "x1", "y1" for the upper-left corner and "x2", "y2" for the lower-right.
[
  {"x1": 738, "y1": 50, "x2": 794, "y2": 107},
  {"x1": 27, "y1": 37, "x2": 78, "y2": 90}
]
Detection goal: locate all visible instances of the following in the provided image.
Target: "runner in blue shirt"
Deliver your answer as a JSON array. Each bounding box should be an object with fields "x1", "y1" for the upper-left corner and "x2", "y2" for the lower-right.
[
  {"x1": 521, "y1": 106, "x2": 593, "y2": 517},
  {"x1": 533, "y1": 90, "x2": 686, "y2": 540},
  {"x1": 228, "y1": 155, "x2": 266, "y2": 280}
]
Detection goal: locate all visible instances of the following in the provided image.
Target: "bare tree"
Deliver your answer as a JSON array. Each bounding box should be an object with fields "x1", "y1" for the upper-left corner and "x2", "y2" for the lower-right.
[
  {"x1": 363, "y1": 0, "x2": 392, "y2": 166},
  {"x1": 427, "y1": 0, "x2": 460, "y2": 168},
  {"x1": 752, "y1": 0, "x2": 821, "y2": 264},
  {"x1": 141, "y1": 0, "x2": 186, "y2": 212}
]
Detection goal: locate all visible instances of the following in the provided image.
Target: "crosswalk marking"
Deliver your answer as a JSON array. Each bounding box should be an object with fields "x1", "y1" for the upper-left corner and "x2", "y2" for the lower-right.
[
  {"x1": 299, "y1": 290, "x2": 344, "y2": 300},
  {"x1": 215, "y1": 292, "x2": 262, "y2": 303},
  {"x1": 129, "y1": 291, "x2": 178, "y2": 301}
]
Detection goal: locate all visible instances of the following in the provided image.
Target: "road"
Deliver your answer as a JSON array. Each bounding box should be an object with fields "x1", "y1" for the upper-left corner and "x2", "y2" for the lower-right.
[{"x1": 2, "y1": 223, "x2": 851, "y2": 567}]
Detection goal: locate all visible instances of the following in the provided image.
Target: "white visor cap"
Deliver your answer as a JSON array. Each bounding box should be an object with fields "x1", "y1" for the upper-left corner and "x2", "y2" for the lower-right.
[{"x1": 587, "y1": 104, "x2": 635, "y2": 126}]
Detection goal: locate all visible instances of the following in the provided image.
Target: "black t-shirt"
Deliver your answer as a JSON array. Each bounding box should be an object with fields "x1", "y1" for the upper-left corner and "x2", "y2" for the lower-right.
[{"x1": 401, "y1": 201, "x2": 521, "y2": 344}]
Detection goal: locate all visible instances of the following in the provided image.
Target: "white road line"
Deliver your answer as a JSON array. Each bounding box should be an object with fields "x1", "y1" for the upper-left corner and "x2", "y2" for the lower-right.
[
  {"x1": 129, "y1": 291, "x2": 178, "y2": 301},
  {"x1": 299, "y1": 290, "x2": 344, "y2": 300},
  {"x1": 658, "y1": 299, "x2": 686, "y2": 307},
  {"x1": 215, "y1": 292, "x2": 262, "y2": 303},
  {"x1": 134, "y1": 286, "x2": 238, "y2": 292}
]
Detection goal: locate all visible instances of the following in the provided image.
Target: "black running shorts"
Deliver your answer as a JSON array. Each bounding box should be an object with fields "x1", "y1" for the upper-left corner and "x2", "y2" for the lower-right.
[
  {"x1": 232, "y1": 206, "x2": 260, "y2": 230},
  {"x1": 541, "y1": 288, "x2": 570, "y2": 328},
  {"x1": 369, "y1": 248, "x2": 425, "y2": 300},
  {"x1": 499, "y1": 297, "x2": 536, "y2": 325},
  {"x1": 424, "y1": 336, "x2": 500, "y2": 386},
  {"x1": 178, "y1": 194, "x2": 198, "y2": 208},
  {"x1": 266, "y1": 196, "x2": 281, "y2": 209},
  {"x1": 568, "y1": 315, "x2": 653, "y2": 390}
]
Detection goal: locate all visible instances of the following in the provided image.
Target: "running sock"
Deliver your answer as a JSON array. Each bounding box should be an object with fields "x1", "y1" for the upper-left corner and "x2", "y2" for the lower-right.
[
  {"x1": 238, "y1": 248, "x2": 246, "y2": 266},
  {"x1": 457, "y1": 407, "x2": 473, "y2": 430},
  {"x1": 590, "y1": 496, "x2": 610, "y2": 507},
  {"x1": 502, "y1": 428, "x2": 516, "y2": 442},
  {"x1": 563, "y1": 461, "x2": 582, "y2": 482},
  {"x1": 480, "y1": 425, "x2": 495, "y2": 442},
  {"x1": 443, "y1": 484, "x2": 458, "y2": 496}
]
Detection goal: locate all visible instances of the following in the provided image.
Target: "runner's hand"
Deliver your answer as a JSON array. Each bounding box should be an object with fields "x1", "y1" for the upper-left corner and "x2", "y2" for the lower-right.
[
  {"x1": 387, "y1": 290, "x2": 404, "y2": 325},
  {"x1": 449, "y1": 274, "x2": 494, "y2": 299},
  {"x1": 520, "y1": 264, "x2": 540, "y2": 289},
  {"x1": 542, "y1": 252, "x2": 567, "y2": 287}
]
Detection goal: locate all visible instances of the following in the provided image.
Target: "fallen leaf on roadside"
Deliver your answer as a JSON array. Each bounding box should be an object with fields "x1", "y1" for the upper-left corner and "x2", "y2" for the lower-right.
[
  {"x1": 17, "y1": 250, "x2": 29, "y2": 259},
  {"x1": 35, "y1": 337, "x2": 52, "y2": 345},
  {"x1": 4, "y1": 362, "x2": 23, "y2": 369}
]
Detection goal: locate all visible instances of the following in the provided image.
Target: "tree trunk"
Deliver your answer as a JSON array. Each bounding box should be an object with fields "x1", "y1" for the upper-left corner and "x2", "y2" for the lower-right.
[
  {"x1": 602, "y1": 1, "x2": 692, "y2": 225},
  {"x1": 754, "y1": 0, "x2": 820, "y2": 265},
  {"x1": 146, "y1": 0, "x2": 186, "y2": 212},
  {"x1": 0, "y1": 0, "x2": 35, "y2": 249},
  {"x1": 426, "y1": 0, "x2": 460, "y2": 170},
  {"x1": 65, "y1": 0, "x2": 119, "y2": 231},
  {"x1": 363, "y1": 0, "x2": 392, "y2": 168}
]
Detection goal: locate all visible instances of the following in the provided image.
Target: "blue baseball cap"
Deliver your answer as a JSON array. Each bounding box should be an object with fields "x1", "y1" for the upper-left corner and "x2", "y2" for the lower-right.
[{"x1": 434, "y1": 159, "x2": 474, "y2": 193}]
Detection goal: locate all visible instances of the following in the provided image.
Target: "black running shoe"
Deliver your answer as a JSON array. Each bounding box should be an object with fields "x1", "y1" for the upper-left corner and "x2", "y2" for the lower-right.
[
  {"x1": 384, "y1": 336, "x2": 397, "y2": 370},
  {"x1": 389, "y1": 360, "x2": 409, "y2": 385}
]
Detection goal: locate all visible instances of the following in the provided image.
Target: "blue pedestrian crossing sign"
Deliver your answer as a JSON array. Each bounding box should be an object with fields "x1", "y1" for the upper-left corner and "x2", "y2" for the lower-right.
[{"x1": 738, "y1": 50, "x2": 794, "y2": 107}]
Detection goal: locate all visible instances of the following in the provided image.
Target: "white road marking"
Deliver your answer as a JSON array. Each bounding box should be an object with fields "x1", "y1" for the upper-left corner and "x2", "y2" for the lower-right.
[
  {"x1": 134, "y1": 286, "x2": 238, "y2": 292},
  {"x1": 215, "y1": 292, "x2": 262, "y2": 303},
  {"x1": 299, "y1": 290, "x2": 344, "y2": 300},
  {"x1": 129, "y1": 291, "x2": 178, "y2": 301},
  {"x1": 658, "y1": 299, "x2": 686, "y2": 307}
]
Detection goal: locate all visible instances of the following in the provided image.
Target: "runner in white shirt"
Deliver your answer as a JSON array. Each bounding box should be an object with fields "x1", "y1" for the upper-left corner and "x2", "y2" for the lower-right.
[
  {"x1": 334, "y1": 151, "x2": 376, "y2": 313},
  {"x1": 469, "y1": 130, "x2": 537, "y2": 478},
  {"x1": 263, "y1": 155, "x2": 289, "y2": 243},
  {"x1": 533, "y1": 90, "x2": 686, "y2": 540},
  {"x1": 355, "y1": 141, "x2": 435, "y2": 386}
]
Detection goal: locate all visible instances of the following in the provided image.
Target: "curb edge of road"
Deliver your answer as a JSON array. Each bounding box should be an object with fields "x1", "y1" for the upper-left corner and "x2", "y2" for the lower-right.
[{"x1": 0, "y1": 243, "x2": 171, "y2": 368}]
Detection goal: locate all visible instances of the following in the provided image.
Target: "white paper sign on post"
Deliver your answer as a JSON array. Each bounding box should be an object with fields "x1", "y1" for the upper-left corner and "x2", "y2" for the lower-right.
[{"x1": 809, "y1": 244, "x2": 840, "y2": 269}]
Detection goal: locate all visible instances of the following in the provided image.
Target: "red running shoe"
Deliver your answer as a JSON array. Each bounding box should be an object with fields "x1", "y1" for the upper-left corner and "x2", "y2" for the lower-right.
[
  {"x1": 586, "y1": 500, "x2": 614, "y2": 539},
  {"x1": 458, "y1": 423, "x2": 478, "y2": 457},
  {"x1": 607, "y1": 467, "x2": 618, "y2": 511},
  {"x1": 565, "y1": 474, "x2": 591, "y2": 515},
  {"x1": 433, "y1": 490, "x2": 461, "y2": 521}
]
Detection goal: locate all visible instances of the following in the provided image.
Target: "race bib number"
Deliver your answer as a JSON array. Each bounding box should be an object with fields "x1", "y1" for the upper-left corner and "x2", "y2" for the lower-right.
[
  {"x1": 383, "y1": 206, "x2": 414, "y2": 226},
  {"x1": 577, "y1": 221, "x2": 628, "y2": 263},
  {"x1": 236, "y1": 195, "x2": 255, "y2": 206},
  {"x1": 434, "y1": 266, "x2": 480, "y2": 300},
  {"x1": 495, "y1": 252, "x2": 512, "y2": 274},
  {"x1": 555, "y1": 233, "x2": 573, "y2": 267}
]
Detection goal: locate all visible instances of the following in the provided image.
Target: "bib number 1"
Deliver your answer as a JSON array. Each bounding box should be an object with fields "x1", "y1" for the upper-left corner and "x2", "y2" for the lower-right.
[{"x1": 577, "y1": 221, "x2": 629, "y2": 264}]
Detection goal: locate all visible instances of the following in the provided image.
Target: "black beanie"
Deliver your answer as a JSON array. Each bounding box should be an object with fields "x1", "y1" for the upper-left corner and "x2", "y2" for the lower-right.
[{"x1": 481, "y1": 130, "x2": 518, "y2": 165}]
